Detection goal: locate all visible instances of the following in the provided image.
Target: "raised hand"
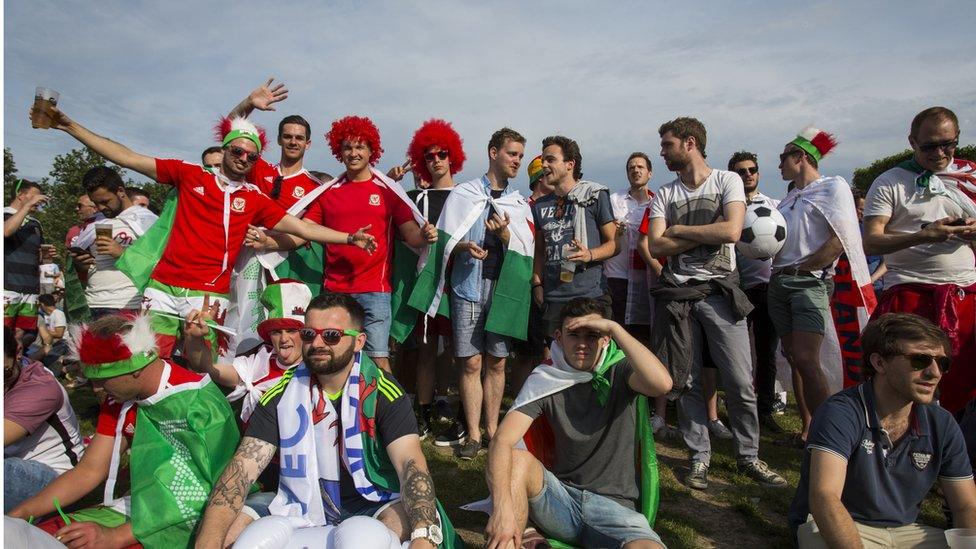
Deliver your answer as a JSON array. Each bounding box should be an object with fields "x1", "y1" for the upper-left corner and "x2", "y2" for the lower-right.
[
  {"x1": 94, "y1": 234, "x2": 124, "y2": 258},
  {"x1": 562, "y1": 313, "x2": 618, "y2": 336},
  {"x1": 387, "y1": 160, "x2": 412, "y2": 182},
  {"x1": 28, "y1": 104, "x2": 70, "y2": 131},
  {"x1": 248, "y1": 77, "x2": 289, "y2": 111},
  {"x1": 350, "y1": 224, "x2": 377, "y2": 254},
  {"x1": 244, "y1": 224, "x2": 270, "y2": 250},
  {"x1": 184, "y1": 295, "x2": 217, "y2": 339},
  {"x1": 565, "y1": 238, "x2": 592, "y2": 263},
  {"x1": 485, "y1": 211, "x2": 511, "y2": 242}
]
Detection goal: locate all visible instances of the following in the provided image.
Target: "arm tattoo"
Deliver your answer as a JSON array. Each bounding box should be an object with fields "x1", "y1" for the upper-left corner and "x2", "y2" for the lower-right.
[
  {"x1": 206, "y1": 437, "x2": 276, "y2": 510},
  {"x1": 401, "y1": 458, "x2": 439, "y2": 530}
]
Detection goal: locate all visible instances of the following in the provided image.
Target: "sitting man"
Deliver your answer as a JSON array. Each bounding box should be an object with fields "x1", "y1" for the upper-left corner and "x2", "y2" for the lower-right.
[
  {"x1": 4, "y1": 326, "x2": 84, "y2": 512},
  {"x1": 183, "y1": 279, "x2": 312, "y2": 423},
  {"x1": 486, "y1": 297, "x2": 673, "y2": 548},
  {"x1": 8, "y1": 313, "x2": 240, "y2": 549},
  {"x1": 194, "y1": 292, "x2": 460, "y2": 548},
  {"x1": 790, "y1": 313, "x2": 976, "y2": 548}
]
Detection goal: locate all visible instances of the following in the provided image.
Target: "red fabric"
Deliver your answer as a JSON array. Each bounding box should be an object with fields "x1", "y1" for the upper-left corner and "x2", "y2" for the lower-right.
[
  {"x1": 872, "y1": 282, "x2": 976, "y2": 414},
  {"x1": 831, "y1": 256, "x2": 875, "y2": 388},
  {"x1": 4, "y1": 313, "x2": 37, "y2": 331},
  {"x1": 150, "y1": 159, "x2": 287, "y2": 293},
  {"x1": 35, "y1": 516, "x2": 142, "y2": 549},
  {"x1": 248, "y1": 159, "x2": 322, "y2": 211},
  {"x1": 95, "y1": 364, "x2": 204, "y2": 439},
  {"x1": 523, "y1": 415, "x2": 556, "y2": 470},
  {"x1": 303, "y1": 176, "x2": 415, "y2": 293},
  {"x1": 636, "y1": 206, "x2": 667, "y2": 266},
  {"x1": 410, "y1": 314, "x2": 452, "y2": 340}
]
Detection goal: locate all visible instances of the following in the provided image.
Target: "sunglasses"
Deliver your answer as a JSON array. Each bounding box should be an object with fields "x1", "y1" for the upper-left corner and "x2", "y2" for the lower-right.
[
  {"x1": 226, "y1": 145, "x2": 259, "y2": 163},
  {"x1": 779, "y1": 150, "x2": 803, "y2": 163},
  {"x1": 424, "y1": 150, "x2": 449, "y2": 162},
  {"x1": 299, "y1": 327, "x2": 361, "y2": 345},
  {"x1": 917, "y1": 139, "x2": 958, "y2": 153},
  {"x1": 889, "y1": 352, "x2": 951, "y2": 374},
  {"x1": 735, "y1": 166, "x2": 759, "y2": 176}
]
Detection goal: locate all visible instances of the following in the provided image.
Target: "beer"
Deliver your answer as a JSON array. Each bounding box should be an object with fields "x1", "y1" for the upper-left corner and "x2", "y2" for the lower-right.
[
  {"x1": 31, "y1": 87, "x2": 59, "y2": 129},
  {"x1": 95, "y1": 222, "x2": 113, "y2": 240}
]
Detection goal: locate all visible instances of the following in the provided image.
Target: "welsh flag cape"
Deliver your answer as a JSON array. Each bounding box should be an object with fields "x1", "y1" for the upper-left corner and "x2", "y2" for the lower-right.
[
  {"x1": 116, "y1": 189, "x2": 178, "y2": 293},
  {"x1": 390, "y1": 178, "x2": 534, "y2": 342},
  {"x1": 63, "y1": 251, "x2": 91, "y2": 323},
  {"x1": 264, "y1": 353, "x2": 462, "y2": 547},
  {"x1": 898, "y1": 157, "x2": 976, "y2": 217},
  {"x1": 102, "y1": 370, "x2": 239, "y2": 548}
]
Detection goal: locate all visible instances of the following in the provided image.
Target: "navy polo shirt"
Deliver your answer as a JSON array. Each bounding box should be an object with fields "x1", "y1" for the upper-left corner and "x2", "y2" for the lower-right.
[{"x1": 789, "y1": 383, "x2": 973, "y2": 530}]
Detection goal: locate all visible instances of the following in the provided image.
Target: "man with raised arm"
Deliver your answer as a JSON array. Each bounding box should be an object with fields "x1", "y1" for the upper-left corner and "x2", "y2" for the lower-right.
[
  {"x1": 194, "y1": 292, "x2": 460, "y2": 548},
  {"x1": 485, "y1": 297, "x2": 672, "y2": 549},
  {"x1": 29, "y1": 101, "x2": 375, "y2": 359}
]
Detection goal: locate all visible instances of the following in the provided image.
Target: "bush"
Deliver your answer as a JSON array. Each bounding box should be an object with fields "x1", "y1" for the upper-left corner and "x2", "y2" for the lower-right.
[{"x1": 853, "y1": 144, "x2": 976, "y2": 191}]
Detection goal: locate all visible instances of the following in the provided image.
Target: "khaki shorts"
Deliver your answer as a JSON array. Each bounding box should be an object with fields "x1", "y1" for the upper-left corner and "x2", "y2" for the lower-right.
[
  {"x1": 796, "y1": 517, "x2": 947, "y2": 548},
  {"x1": 767, "y1": 274, "x2": 832, "y2": 336}
]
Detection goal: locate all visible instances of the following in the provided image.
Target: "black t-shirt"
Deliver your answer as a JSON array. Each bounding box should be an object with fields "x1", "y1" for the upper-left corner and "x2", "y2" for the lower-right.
[
  {"x1": 3, "y1": 211, "x2": 43, "y2": 294},
  {"x1": 246, "y1": 372, "x2": 418, "y2": 508},
  {"x1": 482, "y1": 189, "x2": 506, "y2": 280},
  {"x1": 407, "y1": 188, "x2": 452, "y2": 227}
]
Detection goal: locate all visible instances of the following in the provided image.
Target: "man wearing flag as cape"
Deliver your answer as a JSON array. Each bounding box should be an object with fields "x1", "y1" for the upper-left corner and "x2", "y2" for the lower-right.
[
  {"x1": 8, "y1": 313, "x2": 240, "y2": 549},
  {"x1": 485, "y1": 297, "x2": 671, "y2": 549}
]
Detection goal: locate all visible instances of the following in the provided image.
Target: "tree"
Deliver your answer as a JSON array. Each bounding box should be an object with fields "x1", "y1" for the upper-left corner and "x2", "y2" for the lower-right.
[
  {"x1": 4, "y1": 147, "x2": 18, "y2": 199},
  {"x1": 852, "y1": 144, "x2": 976, "y2": 191}
]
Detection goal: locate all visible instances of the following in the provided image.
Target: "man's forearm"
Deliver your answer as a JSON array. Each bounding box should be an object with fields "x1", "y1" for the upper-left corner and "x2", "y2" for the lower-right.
[
  {"x1": 798, "y1": 235, "x2": 844, "y2": 271},
  {"x1": 588, "y1": 239, "x2": 618, "y2": 263},
  {"x1": 11, "y1": 467, "x2": 102, "y2": 519},
  {"x1": 227, "y1": 95, "x2": 255, "y2": 120},
  {"x1": 671, "y1": 221, "x2": 740, "y2": 245},
  {"x1": 196, "y1": 438, "x2": 274, "y2": 549},
  {"x1": 62, "y1": 121, "x2": 156, "y2": 179},
  {"x1": 4, "y1": 208, "x2": 31, "y2": 237},
  {"x1": 810, "y1": 496, "x2": 863, "y2": 549},
  {"x1": 400, "y1": 458, "x2": 439, "y2": 531},
  {"x1": 862, "y1": 230, "x2": 928, "y2": 256},
  {"x1": 611, "y1": 323, "x2": 672, "y2": 397},
  {"x1": 647, "y1": 235, "x2": 698, "y2": 257},
  {"x1": 486, "y1": 444, "x2": 515, "y2": 518}
]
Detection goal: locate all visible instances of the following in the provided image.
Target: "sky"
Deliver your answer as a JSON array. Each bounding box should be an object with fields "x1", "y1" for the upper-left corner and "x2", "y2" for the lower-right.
[{"x1": 4, "y1": 1, "x2": 975, "y2": 199}]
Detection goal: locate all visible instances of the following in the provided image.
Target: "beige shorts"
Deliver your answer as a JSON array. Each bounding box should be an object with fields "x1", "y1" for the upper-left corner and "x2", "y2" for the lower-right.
[{"x1": 797, "y1": 517, "x2": 947, "y2": 548}]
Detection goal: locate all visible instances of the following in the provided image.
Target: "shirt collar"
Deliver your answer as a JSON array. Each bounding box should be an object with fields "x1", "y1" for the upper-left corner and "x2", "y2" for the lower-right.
[{"x1": 860, "y1": 382, "x2": 926, "y2": 438}]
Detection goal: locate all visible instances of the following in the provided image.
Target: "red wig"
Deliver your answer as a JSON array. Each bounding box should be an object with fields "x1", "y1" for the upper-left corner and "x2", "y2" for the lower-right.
[
  {"x1": 408, "y1": 119, "x2": 466, "y2": 183},
  {"x1": 213, "y1": 116, "x2": 269, "y2": 152},
  {"x1": 326, "y1": 116, "x2": 383, "y2": 165}
]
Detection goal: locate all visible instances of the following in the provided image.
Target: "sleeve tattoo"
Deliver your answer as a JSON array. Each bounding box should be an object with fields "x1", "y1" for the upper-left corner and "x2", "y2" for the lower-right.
[
  {"x1": 206, "y1": 436, "x2": 276, "y2": 511},
  {"x1": 401, "y1": 458, "x2": 439, "y2": 530}
]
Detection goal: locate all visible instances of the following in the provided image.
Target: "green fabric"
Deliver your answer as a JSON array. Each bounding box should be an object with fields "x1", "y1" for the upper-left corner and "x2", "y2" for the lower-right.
[
  {"x1": 591, "y1": 340, "x2": 626, "y2": 406},
  {"x1": 128, "y1": 380, "x2": 239, "y2": 549},
  {"x1": 483, "y1": 247, "x2": 533, "y2": 341},
  {"x1": 82, "y1": 351, "x2": 157, "y2": 380},
  {"x1": 898, "y1": 158, "x2": 931, "y2": 187},
  {"x1": 357, "y1": 355, "x2": 463, "y2": 548},
  {"x1": 222, "y1": 130, "x2": 261, "y2": 152},
  {"x1": 391, "y1": 234, "x2": 452, "y2": 343},
  {"x1": 790, "y1": 136, "x2": 822, "y2": 162},
  {"x1": 117, "y1": 189, "x2": 177, "y2": 292},
  {"x1": 65, "y1": 506, "x2": 128, "y2": 528},
  {"x1": 3, "y1": 300, "x2": 36, "y2": 320},
  {"x1": 62, "y1": 253, "x2": 91, "y2": 324},
  {"x1": 272, "y1": 241, "x2": 324, "y2": 297}
]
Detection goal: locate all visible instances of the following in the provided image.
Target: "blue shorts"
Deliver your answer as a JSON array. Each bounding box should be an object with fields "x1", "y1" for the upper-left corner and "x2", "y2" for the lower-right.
[
  {"x1": 528, "y1": 468, "x2": 664, "y2": 548},
  {"x1": 450, "y1": 278, "x2": 511, "y2": 359},
  {"x1": 349, "y1": 292, "x2": 392, "y2": 358}
]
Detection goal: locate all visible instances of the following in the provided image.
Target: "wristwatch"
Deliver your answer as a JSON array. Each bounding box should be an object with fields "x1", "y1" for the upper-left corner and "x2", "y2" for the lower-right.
[{"x1": 410, "y1": 523, "x2": 443, "y2": 545}]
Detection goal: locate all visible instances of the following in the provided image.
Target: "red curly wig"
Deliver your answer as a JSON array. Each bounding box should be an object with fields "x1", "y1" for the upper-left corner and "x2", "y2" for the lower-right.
[
  {"x1": 326, "y1": 116, "x2": 383, "y2": 165},
  {"x1": 407, "y1": 119, "x2": 466, "y2": 183}
]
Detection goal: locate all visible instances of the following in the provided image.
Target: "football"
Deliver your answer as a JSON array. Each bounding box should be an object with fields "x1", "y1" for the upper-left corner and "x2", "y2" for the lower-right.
[{"x1": 737, "y1": 203, "x2": 787, "y2": 260}]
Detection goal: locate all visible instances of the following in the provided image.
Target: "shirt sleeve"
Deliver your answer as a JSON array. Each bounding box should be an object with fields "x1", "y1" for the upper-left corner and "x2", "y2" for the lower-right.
[
  {"x1": 247, "y1": 158, "x2": 274, "y2": 191},
  {"x1": 49, "y1": 310, "x2": 67, "y2": 329},
  {"x1": 375, "y1": 372, "x2": 419, "y2": 446},
  {"x1": 512, "y1": 396, "x2": 545, "y2": 420},
  {"x1": 251, "y1": 193, "x2": 289, "y2": 230},
  {"x1": 722, "y1": 172, "x2": 747, "y2": 205},
  {"x1": 648, "y1": 188, "x2": 666, "y2": 220},
  {"x1": 303, "y1": 196, "x2": 325, "y2": 225},
  {"x1": 805, "y1": 397, "x2": 862, "y2": 461},
  {"x1": 863, "y1": 175, "x2": 894, "y2": 218},
  {"x1": 938, "y1": 415, "x2": 975, "y2": 480},
  {"x1": 595, "y1": 190, "x2": 615, "y2": 226},
  {"x1": 4, "y1": 375, "x2": 63, "y2": 434},
  {"x1": 95, "y1": 399, "x2": 124, "y2": 437},
  {"x1": 154, "y1": 158, "x2": 188, "y2": 188},
  {"x1": 244, "y1": 392, "x2": 282, "y2": 446}
]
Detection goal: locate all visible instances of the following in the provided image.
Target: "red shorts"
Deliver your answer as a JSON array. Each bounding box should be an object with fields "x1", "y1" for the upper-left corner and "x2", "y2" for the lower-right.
[{"x1": 411, "y1": 314, "x2": 452, "y2": 342}]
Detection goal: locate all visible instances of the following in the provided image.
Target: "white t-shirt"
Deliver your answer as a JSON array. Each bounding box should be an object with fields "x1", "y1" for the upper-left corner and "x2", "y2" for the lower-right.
[
  {"x1": 864, "y1": 166, "x2": 976, "y2": 288},
  {"x1": 78, "y1": 205, "x2": 159, "y2": 309},
  {"x1": 649, "y1": 169, "x2": 746, "y2": 284},
  {"x1": 773, "y1": 177, "x2": 840, "y2": 275},
  {"x1": 737, "y1": 192, "x2": 780, "y2": 289},
  {"x1": 606, "y1": 189, "x2": 653, "y2": 279},
  {"x1": 39, "y1": 264, "x2": 60, "y2": 287}
]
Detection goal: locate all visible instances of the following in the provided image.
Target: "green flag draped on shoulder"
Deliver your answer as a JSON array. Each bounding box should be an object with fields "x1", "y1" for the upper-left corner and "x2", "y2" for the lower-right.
[
  {"x1": 116, "y1": 189, "x2": 177, "y2": 293},
  {"x1": 391, "y1": 179, "x2": 534, "y2": 342},
  {"x1": 63, "y1": 251, "x2": 91, "y2": 323}
]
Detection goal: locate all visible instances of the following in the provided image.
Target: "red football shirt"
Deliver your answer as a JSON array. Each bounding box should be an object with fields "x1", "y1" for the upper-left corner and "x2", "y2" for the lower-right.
[
  {"x1": 151, "y1": 159, "x2": 288, "y2": 293},
  {"x1": 303, "y1": 175, "x2": 415, "y2": 293},
  {"x1": 96, "y1": 363, "x2": 204, "y2": 440},
  {"x1": 248, "y1": 158, "x2": 324, "y2": 211}
]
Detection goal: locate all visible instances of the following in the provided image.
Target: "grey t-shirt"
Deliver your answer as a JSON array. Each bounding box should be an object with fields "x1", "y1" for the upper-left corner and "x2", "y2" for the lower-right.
[
  {"x1": 532, "y1": 189, "x2": 615, "y2": 302},
  {"x1": 514, "y1": 360, "x2": 639, "y2": 510}
]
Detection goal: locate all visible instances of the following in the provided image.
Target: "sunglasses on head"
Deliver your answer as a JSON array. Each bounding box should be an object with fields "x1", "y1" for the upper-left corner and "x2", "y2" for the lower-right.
[
  {"x1": 735, "y1": 166, "x2": 759, "y2": 176},
  {"x1": 917, "y1": 139, "x2": 958, "y2": 154},
  {"x1": 226, "y1": 145, "x2": 259, "y2": 163},
  {"x1": 299, "y1": 327, "x2": 361, "y2": 345},
  {"x1": 424, "y1": 150, "x2": 449, "y2": 162},
  {"x1": 889, "y1": 352, "x2": 951, "y2": 374}
]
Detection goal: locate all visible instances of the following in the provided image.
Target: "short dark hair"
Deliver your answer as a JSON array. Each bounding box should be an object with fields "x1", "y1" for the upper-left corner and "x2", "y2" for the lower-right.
[
  {"x1": 201, "y1": 146, "x2": 223, "y2": 164},
  {"x1": 860, "y1": 313, "x2": 951, "y2": 379},
  {"x1": 558, "y1": 297, "x2": 611, "y2": 329},
  {"x1": 89, "y1": 314, "x2": 131, "y2": 338},
  {"x1": 279, "y1": 115, "x2": 311, "y2": 140},
  {"x1": 910, "y1": 106, "x2": 959, "y2": 140},
  {"x1": 659, "y1": 117, "x2": 707, "y2": 157},
  {"x1": 83, "y1": 166, "x2": 125, "y2": 194},
  {"x1": 850, "y1": 186, "x2": 866, "y2": 200},
  {"x1": 727, "y1": 151, "x2": 758, "y2": 171},
  {"x1": 626, "y1": 152, "x2": 652, "y2": 172},
  {"x1": 306, "y1": 292, "x2": 366, "y2": 330},
  {"x1": 125, "y1": 186, "x2": 149, "y2": 200},
  {"x1": 487, "y1": 128, "x2": 526, "y2": 154},
  {"x1": 10, "y1": 179, "x2": 43, "y2": 201},
  {"x1": 38, "y1": 294, "x2": 56, "y2": 307},
  {"x1": 542, "y1": 135, "x2": 583, "y2": 180}
]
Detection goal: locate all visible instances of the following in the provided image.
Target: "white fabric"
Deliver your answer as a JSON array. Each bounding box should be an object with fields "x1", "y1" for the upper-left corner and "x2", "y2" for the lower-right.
[
  {"x1": 649, "y1": 170, "x2": 746, "y2": 283},
  {"x1": 773, "y1": 178, "x2": 840, "y2": 273},
  {"x1": 4, "y1": 517, "x2": 69, "y2": 548},
  {"x1": 512, "y1": 341, "x2": 608, "y2": 410},
  {"x1": 74, "y1": 205, "x2": 159, "y2": 309},
  {"x1": 233, "y1": 515, "x2": 406, "y2": 549},
  {"x1": 864, "y1": 165, "x2": 976, "y2": 288},
  {"x1": 606, "y1": 190, "x2": 652, "y2": 280},
  {"x1": 738, "y1": 192, "x2": 780, "y2": 288},
  {"x1": 38, "y1": 263, "x2": 60, "y2": 286},
  {"x1": 228, "y1": 345, "x2": 296, "y2": 422},
  {"x1": 40, "y1": 308, "x2": 66, "y2": 331}
]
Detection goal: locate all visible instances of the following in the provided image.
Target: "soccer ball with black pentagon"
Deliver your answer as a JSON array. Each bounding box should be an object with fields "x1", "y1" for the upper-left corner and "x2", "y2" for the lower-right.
[{"x1": 737, "y1": 203, "x2": 787, "y2": 260}]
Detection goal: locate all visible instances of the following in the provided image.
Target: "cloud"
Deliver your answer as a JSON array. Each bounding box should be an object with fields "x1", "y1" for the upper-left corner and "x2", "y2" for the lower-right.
[{"x1": 4, "y1": 0, "x2": 975, "y2": 198}]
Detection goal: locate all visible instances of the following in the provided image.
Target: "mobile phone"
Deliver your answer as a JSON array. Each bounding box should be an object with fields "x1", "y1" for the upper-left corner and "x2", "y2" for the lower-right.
[
  {"x1": 68, "y1": 246, "x2": 89, "y2": 255},
  {"x1": 946, "y1": 218, "x2": 969, "y2": 227}
]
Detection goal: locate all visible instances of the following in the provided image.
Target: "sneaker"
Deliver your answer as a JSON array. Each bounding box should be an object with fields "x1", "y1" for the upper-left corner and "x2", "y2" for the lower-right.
[
  {"x1": 434, "y1": 422, "x2": 467, "y2": 447},
  {"x1": 417, "y1": 414, "x2": 430, "y2": 441},
  {"x1": 759, "y1": 414, "x2": 785, "y2": 435},
  {"x1": 708, "y1": 419, "x2": 734, "y2": 440},
  {"x1": 740, "y1": 459, "x2": 788, "y2": 487},
  {"x1": 457, "y1": 438, "x2": 484, "y2": 460},
  {"x1": 433, "y1": 399, "x2": 453, "y2": 423},
  {"x1": 771, "y1": 400, "x2": 787, "y2": 416},
  {"x1": 685, "y1": 461, "x2": 709, "y2": 490}
]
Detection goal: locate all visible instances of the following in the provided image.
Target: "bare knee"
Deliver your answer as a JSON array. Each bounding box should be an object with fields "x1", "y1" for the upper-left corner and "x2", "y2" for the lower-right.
[
  {"x1": 223, "y1": 512, "x2": 254, "y2": 547},
  {"x1": 511, "y1": 448, "x2": 544, "y2": 498},
  {"x1": 461, "y1": 355, "x2": 482, "y2": 376}
]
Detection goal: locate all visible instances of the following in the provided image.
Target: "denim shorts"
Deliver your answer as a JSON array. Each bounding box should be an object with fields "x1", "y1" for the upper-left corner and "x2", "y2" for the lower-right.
[
  {"x1": 4, "y1": 457, "x2": 58, "y2": 513},
  {"x1": 349, "y1": 292, "x2": 392, "y2": 358},
  {"x1": 528, "y1": 468, "x2": 664, "y2": 548},
  {"x1": 767, "y1": 274, "x2": 833, "y2": 336},
  {"x1": 450, "y1": 278, "x2": 511, "y2": 359}
]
